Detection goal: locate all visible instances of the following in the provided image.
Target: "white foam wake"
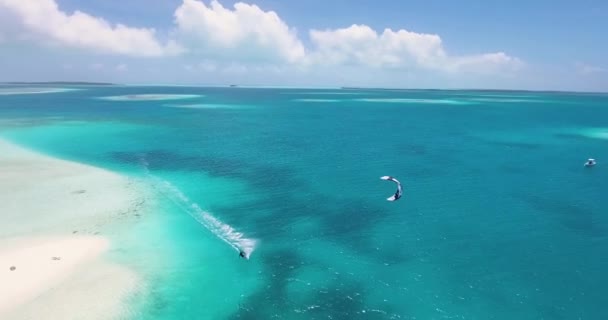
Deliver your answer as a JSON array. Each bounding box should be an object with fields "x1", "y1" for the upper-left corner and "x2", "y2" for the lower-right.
[{"x1": 138, "y1": 157, "x2": 257, "y2": 259}]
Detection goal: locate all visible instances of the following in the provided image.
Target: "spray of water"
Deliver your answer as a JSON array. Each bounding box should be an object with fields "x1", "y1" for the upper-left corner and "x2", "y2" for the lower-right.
[{"x1": 138, "y1": 155, "x2": 257, "y2": 259}]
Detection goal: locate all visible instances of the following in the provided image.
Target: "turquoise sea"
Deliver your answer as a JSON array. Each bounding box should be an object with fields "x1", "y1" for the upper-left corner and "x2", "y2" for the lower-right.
[{"x1": 1, "y1": 85, "x2": 607, "y2": 319}]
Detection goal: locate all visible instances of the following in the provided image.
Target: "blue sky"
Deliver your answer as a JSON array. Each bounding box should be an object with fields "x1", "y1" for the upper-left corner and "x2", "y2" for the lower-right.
[{"x1": 1, "y1": 0, "x2": 607, "y2": 91}]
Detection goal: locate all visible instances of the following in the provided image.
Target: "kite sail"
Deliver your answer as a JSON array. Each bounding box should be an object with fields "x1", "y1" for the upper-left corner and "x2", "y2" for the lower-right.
[{"x1": 380, "y1": 176, "x2": 403, "y2": 201}]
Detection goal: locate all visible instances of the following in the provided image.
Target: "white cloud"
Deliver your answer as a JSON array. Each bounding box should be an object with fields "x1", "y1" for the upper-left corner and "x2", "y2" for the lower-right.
[
  {"x1": 0, "y1": 0, "x2": 181, "y2": 56},
  {"x1": 183, "y1": 64, "x2": 195, "y2": 72},
  {"x1": 447, "y1": 52, "x2": 523, "y2": 74},
  {"x1": 182, "y1": 60, "x2": 217, "y2": 72},
  {"x1": 173, "y1": 0, "x2": 305, "y2": 63},
  {"x1": 221, "y1": 63, "x2": 249, "y2": 74},
  {"x1": 89, "y1": 63, "x2": 104, "y2": 70},
  {"x1": 199, "y1": 60, "x2": 217, "y2": 72},
  {"x1": 307, "y1": 24, "x2": 521, "y2": 74},
  {"x1": 575, "y1": 62, "x2": 606, "y2": 75},
  {"x1": 115, "y1": 63, "x2": 128, "y2": 72},
  {"x1": 308, "y1": 25, "x2": 444, "y2": 68}
]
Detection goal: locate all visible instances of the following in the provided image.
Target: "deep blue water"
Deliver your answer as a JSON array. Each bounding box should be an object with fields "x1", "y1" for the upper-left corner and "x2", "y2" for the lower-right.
[{"x1": 1, "y1": 85, "x2": 607, "y2": 319}]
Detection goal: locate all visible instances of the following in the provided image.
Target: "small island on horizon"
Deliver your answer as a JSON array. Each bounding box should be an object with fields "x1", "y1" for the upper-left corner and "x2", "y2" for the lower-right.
[
  {"x1": 2, "y1": 81, "x2": 117, "y2": 86},
  {"x1": 0, "y1": 82, "x2": 604, "y2": 94}
]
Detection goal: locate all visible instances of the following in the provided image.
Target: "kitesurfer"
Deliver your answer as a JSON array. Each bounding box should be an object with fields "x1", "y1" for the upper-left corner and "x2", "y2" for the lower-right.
[{"x1": 585, "y1": 158, "x2": 596, "y2": 167}]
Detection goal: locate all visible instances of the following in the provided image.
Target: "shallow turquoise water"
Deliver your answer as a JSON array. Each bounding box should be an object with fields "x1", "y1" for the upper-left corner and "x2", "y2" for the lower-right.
[{"x1": 1, "y1": 85, "x2": 607, "y2": 319}]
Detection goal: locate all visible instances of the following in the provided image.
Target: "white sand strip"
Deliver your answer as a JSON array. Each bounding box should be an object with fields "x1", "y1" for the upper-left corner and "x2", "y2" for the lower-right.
[
  {"x1": 0, "y1": 237, "x2": 140, "y2": 320},
  {"x1": 0, "y1": 139, "x2": 148, "y2": 319},
  {"x1": 0, "y1": 236, "x2": 108, "y2": 313},
  {"x1": 0, "y1": 139, "x2": 146, "y2": 238}
]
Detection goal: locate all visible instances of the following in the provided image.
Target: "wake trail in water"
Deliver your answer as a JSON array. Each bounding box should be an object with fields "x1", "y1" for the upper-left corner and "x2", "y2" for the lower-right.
[{"x1": 137, "y1": 156, "x2": 257, "y2": 259}]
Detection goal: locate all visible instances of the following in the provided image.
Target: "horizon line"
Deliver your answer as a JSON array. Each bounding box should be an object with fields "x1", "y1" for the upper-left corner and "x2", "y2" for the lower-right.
[{"x1": 2, "y1": 81, "x2": 607, "y2": 95}]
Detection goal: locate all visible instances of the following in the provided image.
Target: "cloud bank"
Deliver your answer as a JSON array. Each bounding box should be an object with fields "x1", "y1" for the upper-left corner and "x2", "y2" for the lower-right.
[
  {"x1": 0, "y1": 0, "x2": 181, "y2": 56},
  {"x1": 174, "y1": 0, "x2": 306, "y2": 63},
  {"x1": 0, "y1": 0, "x2": 523, "y2": 77},
  {"x1": 308, "y1": 24, "x2": 521, "y2": 73}
]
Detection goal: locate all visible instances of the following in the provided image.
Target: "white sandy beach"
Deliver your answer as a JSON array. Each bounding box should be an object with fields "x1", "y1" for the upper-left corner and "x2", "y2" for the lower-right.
[{"x1": 0, "y1": 139, "x2": 148, "y2": 319}]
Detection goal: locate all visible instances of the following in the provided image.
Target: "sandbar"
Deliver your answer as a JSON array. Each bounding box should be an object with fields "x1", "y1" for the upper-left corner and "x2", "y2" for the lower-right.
[{"x1": 0, "y1": 139, "x2": 147, "y2": 319}]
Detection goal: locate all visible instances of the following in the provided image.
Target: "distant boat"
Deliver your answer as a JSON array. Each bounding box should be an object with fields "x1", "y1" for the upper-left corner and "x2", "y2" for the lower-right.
[
  {"x1": 229, "y1": 84, "x2": 238, "y2": 88},
  {"x1": 3, "y1": 81, "x2": 116, "y2": 86}
]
